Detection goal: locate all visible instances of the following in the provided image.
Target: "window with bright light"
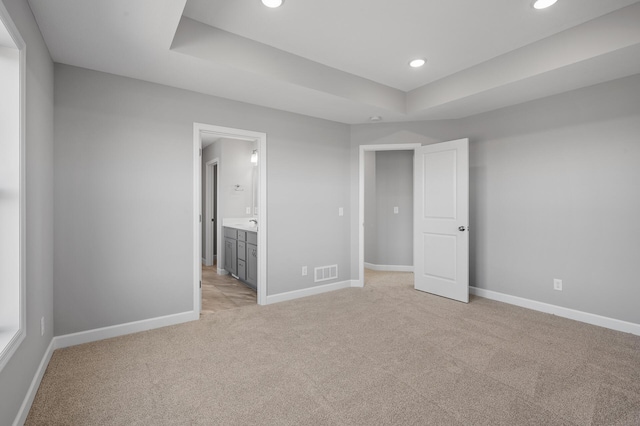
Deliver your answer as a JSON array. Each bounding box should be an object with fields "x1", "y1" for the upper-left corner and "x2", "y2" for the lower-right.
[{"x1": 0, "y1": 5, "x2": 25, "y2": 373}]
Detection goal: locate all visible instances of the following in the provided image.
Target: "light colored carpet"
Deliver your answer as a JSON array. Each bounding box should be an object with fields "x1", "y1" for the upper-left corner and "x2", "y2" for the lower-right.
[{"x1": 26, "y1": 270, "x2": 640, "y2": 425}]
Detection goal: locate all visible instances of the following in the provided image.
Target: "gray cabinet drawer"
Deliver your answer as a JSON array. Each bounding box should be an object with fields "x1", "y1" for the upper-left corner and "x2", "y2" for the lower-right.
[
  {"x1": 237, "y1": 241, "x2": 246, "y2": 261},
  {"x1": 247, "y1": 231, "x2": 257, "y2": 245},
  {"x1": 224, "y1": 227, "x2": 237, "y2": 239},
  {"x1": 223, "y1": 226, "x2": 256, "y2": 289}
]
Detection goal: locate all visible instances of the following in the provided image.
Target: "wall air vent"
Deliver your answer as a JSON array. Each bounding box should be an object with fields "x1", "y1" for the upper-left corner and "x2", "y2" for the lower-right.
[{"x1": 314, "y1": 265, "x2": 338, "y2": 282}]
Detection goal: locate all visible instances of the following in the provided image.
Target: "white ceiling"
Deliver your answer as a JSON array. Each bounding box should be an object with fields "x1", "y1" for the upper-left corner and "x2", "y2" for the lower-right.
[{"x1": 28, "y1": 0, "x2": 640, "y2": 124}]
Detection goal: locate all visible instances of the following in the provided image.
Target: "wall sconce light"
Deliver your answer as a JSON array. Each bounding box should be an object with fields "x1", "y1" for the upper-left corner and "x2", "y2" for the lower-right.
[{"x1": 250, "y1": 149, "x2": 258, "y2": 165}]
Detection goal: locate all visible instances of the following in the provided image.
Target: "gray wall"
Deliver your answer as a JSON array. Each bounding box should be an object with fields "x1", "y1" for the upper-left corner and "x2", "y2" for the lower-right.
[
  {"x1": 218, "y1": 139, "x2": 256, "y2": 219},
  {"x1": 54, "y1": 64, "x2": 351, "y2": 335},
  {"x1": 0, "y1": 0, "x2": 54, "y2": 424},
  {"x1": 351, "y1": 74, "x2": 640, "y2": 325},
  {"x1": 376, "y1": 151, "x2": 413, "y2": 266},
  {"x1": 364, "y1": 151, "x2": 413, "y2": 266}
]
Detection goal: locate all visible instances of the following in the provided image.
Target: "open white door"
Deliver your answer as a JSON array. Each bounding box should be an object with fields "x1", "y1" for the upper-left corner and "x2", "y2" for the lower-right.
[{"x1": 414, "y1": 139, "x2": 469, "y2": 303}]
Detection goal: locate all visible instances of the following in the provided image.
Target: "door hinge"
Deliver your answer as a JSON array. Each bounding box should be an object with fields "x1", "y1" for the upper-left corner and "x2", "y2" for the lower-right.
[
  {"x1": 199, "y1": 148, "x2": 202, "y2": 157},
  {"x1": 199, "y1": 214, "x2": 202, "y2": 223},
  {"x1": 199, "y1": 280, "x2": 202, "y2": 289}
]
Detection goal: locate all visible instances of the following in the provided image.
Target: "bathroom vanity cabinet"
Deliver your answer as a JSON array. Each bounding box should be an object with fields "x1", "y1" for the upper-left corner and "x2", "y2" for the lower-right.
[{"x1": 223, "y1": 226, "x2": 257, "y2": 290}]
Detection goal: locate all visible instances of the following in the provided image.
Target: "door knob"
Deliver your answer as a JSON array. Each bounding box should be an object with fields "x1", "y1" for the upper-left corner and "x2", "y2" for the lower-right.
[{"x1": 458, "y1": 226, "x2": 466, "y2": 232}]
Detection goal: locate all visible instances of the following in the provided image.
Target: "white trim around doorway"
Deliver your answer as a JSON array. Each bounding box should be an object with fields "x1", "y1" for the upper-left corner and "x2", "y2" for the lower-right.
[
  {"x1": 193, "y1": 123, "x2": 268, "y2": 310},
  {"x1": 203, "y1": 158, "x2": 219, "y2": 267},
  {"x1": 357, "y1": 143, "x2": 421, "y2": 287}
]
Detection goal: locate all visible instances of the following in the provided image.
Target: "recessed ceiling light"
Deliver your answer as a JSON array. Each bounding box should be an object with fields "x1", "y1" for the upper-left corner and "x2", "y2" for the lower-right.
[
  {"x1": 533, "y1": 0, "x2": 557, "y2": 10},
  {"x1": 262, "y1": 0, "x2": 284, "y2": 8},
  {"x1": 409, "y1": 58, "x2": 426, "y2": 68},
  {"x1": 369, "y1": 116, "x2": 383, "y2": 122}
]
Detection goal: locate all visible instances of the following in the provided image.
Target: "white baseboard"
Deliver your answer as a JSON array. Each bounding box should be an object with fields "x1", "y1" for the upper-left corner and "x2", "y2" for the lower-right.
[
  {"x1": 13, "y1": 310, "x2": 198, "y2": 425},
  {"x1": 350, "y1": 279, "x2": 364, "y2": 288},
  {"x1": 12, "y1": 339, "x2": 55, "y2": 426},
  {"x1": 53, "y1": 311, "x2": 199, "y2": 349},
  {"x1": 470, "y1": 286, "x2": 640, "y2": 336},
  {"x1": 266, "y1": 280, "x2": 353, "y2": 305},
  {"x1": 364, "y1": 263, "x2": 413, "y2": 272}
]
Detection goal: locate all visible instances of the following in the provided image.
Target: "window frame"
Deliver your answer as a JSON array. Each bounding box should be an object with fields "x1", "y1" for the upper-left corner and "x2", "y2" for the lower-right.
[{"x1": 0, "y1": 0, "x2": 27, "y2": 373}]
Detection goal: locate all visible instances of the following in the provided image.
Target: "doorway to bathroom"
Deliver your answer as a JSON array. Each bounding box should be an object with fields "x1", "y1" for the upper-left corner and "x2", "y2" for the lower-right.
[
  {"x1": 193, "y1": 123, "x2": 267, "y2": 316},
  {"x1": 201, "y1": 139, "x2": 257, "y2": 313}
]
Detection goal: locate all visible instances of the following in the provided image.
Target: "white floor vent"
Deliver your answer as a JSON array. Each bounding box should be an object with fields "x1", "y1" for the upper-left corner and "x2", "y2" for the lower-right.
[{"x1": 314, "y1": 265, "x2": 338, "y2": 282}]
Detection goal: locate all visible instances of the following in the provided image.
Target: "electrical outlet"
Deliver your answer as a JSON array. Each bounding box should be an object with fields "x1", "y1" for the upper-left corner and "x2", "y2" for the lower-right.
[
  {"x1": 41, "y1": 317, "x2": 45, "y2": 336},
  {"x1": 245, "y1": 207, "x2": 251, "y2": 214},
  {"x1": 553, "y1": 279, "x2": 562, "y2": 291},
  {"x1": 393, "y1": 206, "x2": 399, "y2": 214},
  {"x1": 302, "y1": 266, "x2": 307, "y2": 276}
]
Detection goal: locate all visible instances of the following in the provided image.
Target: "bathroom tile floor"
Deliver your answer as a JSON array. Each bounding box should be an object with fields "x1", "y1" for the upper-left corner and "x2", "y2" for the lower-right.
[{"x1": 200, "y1": 263, "x2": 256, "y2": 315}]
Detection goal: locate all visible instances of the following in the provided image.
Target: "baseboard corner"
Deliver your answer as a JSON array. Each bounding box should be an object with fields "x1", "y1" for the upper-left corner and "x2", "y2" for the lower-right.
[{"x1": 350, "y1": 279, "x2": 364, "y2": 288}]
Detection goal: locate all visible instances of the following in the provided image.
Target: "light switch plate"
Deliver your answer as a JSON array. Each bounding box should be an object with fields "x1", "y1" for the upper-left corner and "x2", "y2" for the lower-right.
[{"x1": 338, "y1": 207, "x2": 344, "y2": 216}]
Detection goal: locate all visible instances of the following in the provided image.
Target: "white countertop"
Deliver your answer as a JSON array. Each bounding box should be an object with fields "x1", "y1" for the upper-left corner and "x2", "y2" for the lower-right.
[{"x1": 223, "y1": 218, "x2": 258, "y2": 232}]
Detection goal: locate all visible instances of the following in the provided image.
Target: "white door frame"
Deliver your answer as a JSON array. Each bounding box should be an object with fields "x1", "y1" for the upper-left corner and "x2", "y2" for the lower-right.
[
  {"x1": 193, "y1": 123, "x2": 268, "y2": 310},
  {"x1": 357, "y1": 143, "x2": 422, "y2": 287},
  {"x1": 203, "y1": 158, "x2": 219, "y2": 267}
]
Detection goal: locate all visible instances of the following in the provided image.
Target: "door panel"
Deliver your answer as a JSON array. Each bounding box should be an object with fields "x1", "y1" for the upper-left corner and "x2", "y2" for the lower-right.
[
  {"x1": 423, "y1": 150, "x2": 457, "y2": 219},
  {"x1": 414, "y1": 139, "x2": 469, "y2": 303},
  {"x1": 422, "y1": 233, "x2": 457, "y2": 281}
]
